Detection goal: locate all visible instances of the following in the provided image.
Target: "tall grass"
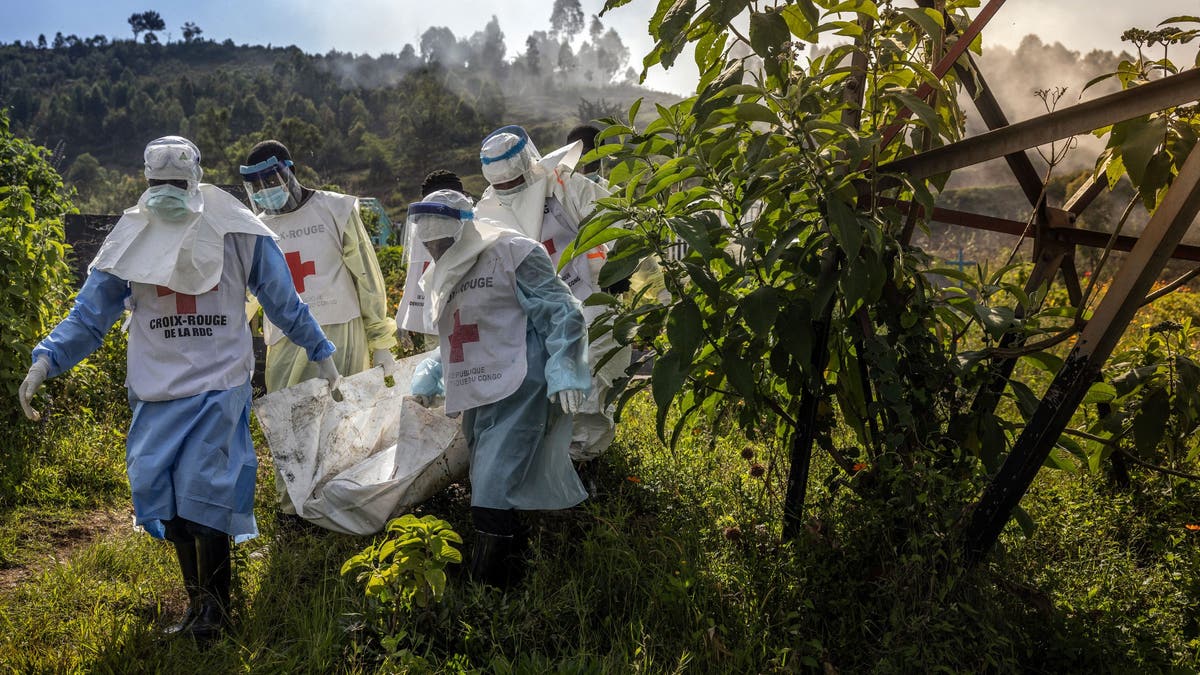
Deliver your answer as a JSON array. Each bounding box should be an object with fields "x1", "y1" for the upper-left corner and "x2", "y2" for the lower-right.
[{"x1": 1, "y1": 392, "x2": 1198, "y2": 671}]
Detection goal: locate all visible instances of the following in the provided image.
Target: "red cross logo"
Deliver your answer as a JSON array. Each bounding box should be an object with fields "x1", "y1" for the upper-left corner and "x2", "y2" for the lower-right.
[
  {"x1": 285, "y1": 251, "x2": 316, "y2": 293},
  {"x1": 447, "y1": 309, "x2": 480, "y2": 363},
  {"x1": 156, "y1": 285, "x2": 217, "y2": 314},
  {"x1": 541, "y1": 238, "x2": 556, "y2": 255}
]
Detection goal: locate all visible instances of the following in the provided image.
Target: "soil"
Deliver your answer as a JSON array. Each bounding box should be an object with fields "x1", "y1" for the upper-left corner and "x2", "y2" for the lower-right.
[{"x1": 0, "y1": 506, "x2": 134, "y2": 592}]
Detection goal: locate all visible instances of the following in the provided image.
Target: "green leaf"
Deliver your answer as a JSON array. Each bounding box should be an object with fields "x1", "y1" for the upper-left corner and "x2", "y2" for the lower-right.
[
  {"x1": 627, "y1": 98, "x2": 644, "y2": 126},
  {"x1": 1012, "y1": 505, "x2": 1037, "y2": 538},
  {"x1": 1132, "y1": 388, "x2": 1170, "y2": 455},
  {"x1": 673, "y1": 211, "x2": 720, "y2": 259},
  {"x1": 652, "y1": 350, "x2": 687, "y2": 439},
  {"x1": 1082, "y1": 381, "x2": 1117, "y2": 405},
  {"x1": 1112, "y1": 364, "x2": 1161, "y2": 397},
  {"x1": 973, "y1": 305, "x2": 1017, "y2": 339},
  {"x1": 583, "y1": 292, "x2": 618, "y2": 307},
  {"x1": 734, "y1": 102, "x2": 779, "y2": 125},
  {"x1": 600, "y1": 237, "x2": 651, "y2": 288},
  {"x1": 560, "y1": 227, "x2": 633, "y2": 270},
  {"x1": 666, "y1": 298, "x2": 703, "y2": 359},
  {"x1": 825, "y1": 198, "x2": 862, "y2": 260},
  {"x1": 1159, "y1": 15, "x2": 1200, "y2": 25},
  {"x1": 1021, "y1": 350, "x2": 1063, "y2": 375},
  {"x1": 742, "y1": 286, "x2": 779, "y2": 336},
  {"x1": 1008, "y1": 380, "x2": 1041, "y2": 421},
  {"x1": 722, "y1": 348, "x2": 757, "y2": 399},
  {"x1": 658, "y1": 0, "x2": 697, "y2": 44},
  {"x1": 895, "y1": 7, "x2": 944, "y2": 40},
  {"x1": 749, "y1": 9, "x2": 791, "y2": 58},
  {"x1": 891, "y1": 90, "x2": 941, "y2": 134},
  {"x1": 425, "y1": 568, "x2": 447, "y2": 597},
  {"x1": 1116, "y1": 116, "x2": 1168, "y2": 188}
]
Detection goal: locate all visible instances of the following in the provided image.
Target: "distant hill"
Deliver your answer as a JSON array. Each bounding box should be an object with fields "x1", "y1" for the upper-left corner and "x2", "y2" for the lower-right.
[{"x1": 0, "y1": 28, "x2": 679, "y2": 221}]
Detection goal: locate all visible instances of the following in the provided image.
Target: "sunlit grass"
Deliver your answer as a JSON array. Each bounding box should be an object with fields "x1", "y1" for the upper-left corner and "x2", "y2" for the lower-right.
[{"x1": 0, "y1": 393, "x2": 1197, "y2": 672}]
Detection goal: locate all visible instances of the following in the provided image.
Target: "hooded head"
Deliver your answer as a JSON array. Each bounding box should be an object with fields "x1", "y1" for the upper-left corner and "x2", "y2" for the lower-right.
[
  {"x1": 567, "y1": 124, "x2": 602, "y2": 176},
  {"x1": 408, "y1": 189, "x2": 474, "y2": 261},
  {"x1": 142, "y1": 136, "x2": 204, "y2": 222},
  {"x1": 144, "y1": 136, "x2": 203, "y2": 184},
  {"x1": 480, "y1": 125, "x2": 542, "y2": 196}
]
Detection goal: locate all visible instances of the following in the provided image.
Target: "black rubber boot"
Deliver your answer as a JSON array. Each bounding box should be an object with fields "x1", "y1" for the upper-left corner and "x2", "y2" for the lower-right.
[
  {"x1": 189, "y1": 529, "x2": 232, "y2": 643},
  {"x1": 469, "y1": 530, "x2": 515, "y2": 588},
  {"x1": 162, "y1": 519, "x2": 201, "y2": 636},
  {"x1": 470, "y1": 507, "x2": 524, "y2": 589}
]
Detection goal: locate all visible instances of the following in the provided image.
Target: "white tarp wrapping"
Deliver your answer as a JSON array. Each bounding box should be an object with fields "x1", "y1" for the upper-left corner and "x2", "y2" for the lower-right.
[{"x1": 253, "y1": 350, "x2": 467, "y2": 535}]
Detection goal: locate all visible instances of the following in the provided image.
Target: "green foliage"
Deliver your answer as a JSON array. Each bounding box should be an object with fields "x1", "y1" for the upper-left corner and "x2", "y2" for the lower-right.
[
  {"x1": 6, "y1": 393, "x2": 1198, "y2": 672},
  {"x1": 583, "y1": 2, "x2": 1200, "y2": 553},
  {"x1": 1079, "y1": 299, "x2": 1200, "y2": 477},
  {"x1": 580, "y1": 0, "x2": 992, "y2": 481},
  {"x1": 376, "y1": 245, "x2": 407, "y2": 317},
  {"x1": 341, "y1": 514, "x2": 462, "y2": 656},
  {"x1": 0, "y1": 109, "x2": 75, "y2": 423},
  {"x1": 1090, "y1": 16, "x2": 1200, "y2": 209}
]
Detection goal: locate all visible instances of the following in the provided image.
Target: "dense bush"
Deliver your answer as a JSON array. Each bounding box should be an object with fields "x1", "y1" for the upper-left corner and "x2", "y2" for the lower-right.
[{"x1": 0, "y1": 109, "x2": 75, "y2": 423}]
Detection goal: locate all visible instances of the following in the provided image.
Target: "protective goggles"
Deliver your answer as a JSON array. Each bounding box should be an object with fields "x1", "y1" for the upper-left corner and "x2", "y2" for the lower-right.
[
  {"x1": 480, "y1": 125, "x2": 530, "y2": 165},
  {"x1": 145, "y1": 142, "x2": 202, "y2": 182}
]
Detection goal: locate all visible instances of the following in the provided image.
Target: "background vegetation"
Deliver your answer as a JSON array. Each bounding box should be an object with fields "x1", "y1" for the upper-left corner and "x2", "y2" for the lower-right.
[{"x1": 2, "y1": 1, "x2": 1199, "y2": 673}]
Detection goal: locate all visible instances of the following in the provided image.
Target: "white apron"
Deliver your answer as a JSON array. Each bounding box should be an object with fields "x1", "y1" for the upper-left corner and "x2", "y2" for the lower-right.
[
  {"x1": 261, "y1": 190, "x2": 362, "y2": 345},
  {"x1": 437, "y1": 234, "x2": 541, "y2": 414}
]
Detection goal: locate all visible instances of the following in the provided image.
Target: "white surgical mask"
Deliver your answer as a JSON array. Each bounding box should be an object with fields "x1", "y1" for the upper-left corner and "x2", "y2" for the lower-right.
[
  {"x1": 252, "y1": 185, "x2": 290, "y2": 211},
  {"x1": 494, "y1": 182, "x2": 528, "y2": 207},
  {"x1": 144, "y1": 184, "x2": 192, "y2": 222}
]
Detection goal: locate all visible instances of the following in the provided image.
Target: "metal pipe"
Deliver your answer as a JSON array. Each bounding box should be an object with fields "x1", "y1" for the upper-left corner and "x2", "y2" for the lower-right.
[{"x1": 881, "y1": 69, "x2": 1200, "y2": 180}]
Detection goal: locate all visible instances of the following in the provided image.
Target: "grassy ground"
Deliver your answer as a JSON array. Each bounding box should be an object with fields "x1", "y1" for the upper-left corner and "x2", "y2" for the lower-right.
[{"x1": 1, "y1": 388, "x2": 1198, "y2": 672}]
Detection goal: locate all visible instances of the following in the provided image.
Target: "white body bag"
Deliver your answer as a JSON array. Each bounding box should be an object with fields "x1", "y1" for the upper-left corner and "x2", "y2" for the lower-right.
[{"x1": 252, "y1": 349, "x2": 468, "y2": 535}]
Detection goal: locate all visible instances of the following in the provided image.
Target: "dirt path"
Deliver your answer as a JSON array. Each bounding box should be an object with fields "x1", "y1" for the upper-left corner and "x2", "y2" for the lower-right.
[{"x1": 0, "y1": 506, "x2": 134, "y2": 592}]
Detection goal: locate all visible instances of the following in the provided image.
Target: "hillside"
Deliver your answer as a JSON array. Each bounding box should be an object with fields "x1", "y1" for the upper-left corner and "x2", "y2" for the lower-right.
[{"x1": 0, "y1": 35, "x2": 679, "y2": 220}]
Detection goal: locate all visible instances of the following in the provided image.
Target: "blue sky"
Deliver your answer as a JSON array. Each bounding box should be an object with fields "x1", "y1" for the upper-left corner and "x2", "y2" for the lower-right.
[{"x1": 3, "y1": 1, "x2": 1197, "y2": 95}]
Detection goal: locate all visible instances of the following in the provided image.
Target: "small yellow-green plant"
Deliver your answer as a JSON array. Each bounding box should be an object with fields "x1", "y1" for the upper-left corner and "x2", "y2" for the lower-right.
[{"x1": 341, "y1": 514, "x2": 462, "y2": 610}]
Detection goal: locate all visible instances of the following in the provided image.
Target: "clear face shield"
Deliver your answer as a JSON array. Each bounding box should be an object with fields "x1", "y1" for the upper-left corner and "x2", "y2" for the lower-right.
[
  {"x1": 407, "y1": 200, "x2": 473, "y2": 262},
  {"x1": 239, "y1": 156, "x2": 304, "y2": 215}
]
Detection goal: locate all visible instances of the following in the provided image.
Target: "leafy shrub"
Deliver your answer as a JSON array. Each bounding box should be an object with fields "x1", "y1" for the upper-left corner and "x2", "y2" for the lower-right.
[
  {"x1": 0, "y1": 110, "x2": 75, "y2": 425},
  {"x1": 341, "y1": 514, "x2": 462, "y2": 660},
  {"x1": 375, "y1": 244, "x2": 406, "y2": 317}
]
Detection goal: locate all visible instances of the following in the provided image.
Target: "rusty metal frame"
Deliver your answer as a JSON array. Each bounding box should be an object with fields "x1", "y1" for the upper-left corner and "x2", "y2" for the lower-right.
[
  {"x1": 880, "y1": 68, "x2": 1200, "y2": 180},
  {"x1": 963, "y1": 142, "x2": 1200, "y2": 562},
  {"x1": 848, "y1": 4, "x2": 1200, "y2": 564}
]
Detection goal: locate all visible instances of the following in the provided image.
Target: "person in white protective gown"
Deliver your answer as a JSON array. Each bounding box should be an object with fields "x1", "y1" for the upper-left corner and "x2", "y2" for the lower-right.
[
  {"x1": 474, "y1": 125, "x2": 631, "y2": 475},
  {"x1": 394, "y1": 170, "x2": 468, "y2": 347},
  {"x1": 238, "y1": 140, "x2": 397, "y2": 514},
  {"x1": 408, "y1": 189, "x2": 590, "y2": 588},
  {"x1": 17, "y1": 136, "x2": 339, "y2": 642}
]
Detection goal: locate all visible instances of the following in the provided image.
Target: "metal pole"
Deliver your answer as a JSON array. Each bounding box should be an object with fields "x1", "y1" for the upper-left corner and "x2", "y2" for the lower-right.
[
  {"x1": 881, "y1": 69, "x2": 1200, "y2": 180},
  {"x1": 963, "y1": 143, "x2": 1200, "y2": 565}
]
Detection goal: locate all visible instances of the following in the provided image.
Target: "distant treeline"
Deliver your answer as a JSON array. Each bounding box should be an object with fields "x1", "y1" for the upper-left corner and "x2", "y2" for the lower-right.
[{"x1": 0, "y1": 2, "x2": 638, "y2": 215}]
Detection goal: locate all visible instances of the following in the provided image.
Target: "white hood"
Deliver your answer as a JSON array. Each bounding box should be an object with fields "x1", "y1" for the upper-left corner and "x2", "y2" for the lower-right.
[{"x1": 90, "y1": 184, "x2": 276, "y2": 294}]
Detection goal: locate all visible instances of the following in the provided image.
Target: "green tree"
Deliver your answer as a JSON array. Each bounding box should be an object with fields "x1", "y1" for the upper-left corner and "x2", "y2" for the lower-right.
[
  {"x1": 181, "y1": 21, "x2": 202, "y2": 43},
  {"x1": 127, "y1": 11, "x2": 165, "y2": 42},
  {"x1": 549, "y1": 0, "x2": 585, "y2": 42},
  {"x1": 0, "y1": 110, "x2": 74, "y2": 422},
  {"x1": 576, "y1": 0, "x2": 999, "y2": 540},
  {"x1": 419, "y1": 26, "x2": 457, "y2": 65}
]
